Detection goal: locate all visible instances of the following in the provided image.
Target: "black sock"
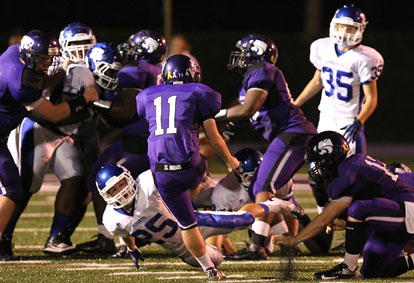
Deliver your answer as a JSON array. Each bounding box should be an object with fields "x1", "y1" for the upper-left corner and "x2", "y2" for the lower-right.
[{"x1": 345, "y1": 221, "x2": 365, "y2": 254}]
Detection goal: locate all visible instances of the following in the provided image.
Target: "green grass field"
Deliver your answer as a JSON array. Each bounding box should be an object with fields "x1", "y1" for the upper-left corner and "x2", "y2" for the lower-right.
[{"x1": 1, "y1": 184, "x2": 414, "y2": 282}]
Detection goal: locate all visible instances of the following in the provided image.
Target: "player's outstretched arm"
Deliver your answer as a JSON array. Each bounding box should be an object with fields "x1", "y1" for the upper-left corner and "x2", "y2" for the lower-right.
[
  {"x1": 294, "y1": 70, "x2": 323, "y2": 107},
  {"x1": 202, "y1": 118, "x2": 239, "y2": 171},
  {"x1": 274, "y1": 200, "x2": 349, "y2": 246}
]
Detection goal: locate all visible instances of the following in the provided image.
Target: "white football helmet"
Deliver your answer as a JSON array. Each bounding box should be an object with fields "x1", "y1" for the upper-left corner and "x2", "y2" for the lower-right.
[
  {"x1": 95, "y1": 164, "x2": 137, "y2": 209},
  {"x1": 329, "y1": 5, "x2": 367, "y2": 47}
]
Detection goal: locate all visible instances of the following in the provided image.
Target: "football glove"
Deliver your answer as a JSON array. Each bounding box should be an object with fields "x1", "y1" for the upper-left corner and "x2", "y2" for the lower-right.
[
  {"x1": 222, "y1": 122, "x2": 239, "y2": 141},
  {"x1": 342, "y1": 118, "x2": 362, "y2": 143},
  {"x1": 129, "y1": 248, "x2": 145, "y2": 269}
]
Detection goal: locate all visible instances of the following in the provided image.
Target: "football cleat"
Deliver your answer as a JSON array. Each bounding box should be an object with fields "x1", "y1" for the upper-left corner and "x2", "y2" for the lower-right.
[
  {"x1": 110, "y1": 245, "x2": 129, "y2": 258},
  {"x1": 43, "y1": 234, "x2": 76, "y2": 256},
  {"x1": 0, "y1": 235, "x2": 18, "y2": 261},
  {"x1": 224, "y1": 244, "x2": 268, "y2": 260},
  {"x1": 314, "y1": 262, "x2": 357, "y2": 280},
  {"x1": 206, "y1": 267, "x2": 226, "y2": 280},
  {"x1": 280, "y1": 200, "x2": 305, "y2": 219},
  {"x1": 76, "y1": 234, "x2": 116, "y2": 255}
]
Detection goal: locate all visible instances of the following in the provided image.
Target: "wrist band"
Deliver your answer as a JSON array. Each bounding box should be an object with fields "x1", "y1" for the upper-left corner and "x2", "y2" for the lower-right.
[{"x1": 214, "y1": 109, "x2": 228, "y2": 124}]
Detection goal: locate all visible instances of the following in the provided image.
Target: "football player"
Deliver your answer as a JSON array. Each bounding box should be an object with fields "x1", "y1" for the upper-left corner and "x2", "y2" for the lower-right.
[
  {"x1": 0, "y1": 30, "x2": 98, "y2": 260},
  {"x1": 274, "y1": 131, "x2": 414, "y2": 279},
  {"x1": 214, "y1": 34, "x2": 317, "y2": 260},
  {"x1": 136, "y1": 54, "x2": 240, "y2": 279},
  {"x1": 294, "y1": 5, "x2": 384, "y2": 216},
  {"x1": 75, "y1": 30, "x2": 167, "y2": 255},
  {"x1": 96, "y1": 164, "x2": 303, "y2": 274},
  {"x1": 5, "y1": 23, "x2": 101, "y2": 257}
]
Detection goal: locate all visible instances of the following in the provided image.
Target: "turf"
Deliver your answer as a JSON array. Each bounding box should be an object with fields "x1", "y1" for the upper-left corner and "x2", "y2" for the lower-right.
[{"x1": 2, "y1": 190, "x2": 414, "y2": 282}]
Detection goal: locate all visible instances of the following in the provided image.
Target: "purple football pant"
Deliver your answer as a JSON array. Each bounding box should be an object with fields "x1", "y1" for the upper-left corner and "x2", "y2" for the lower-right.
[
  {"x1": 152, "y1": 154, "x2": 207, "y2": 229},
  {"x1": 348, "y1": 198, "x2": 413, "y2": 278},
  {"x1": 252, "y1": 134, "x2": 313, "y2": 196},
  {"x1": 0, "y1": 143, "x2": 23, "y2": 203}
]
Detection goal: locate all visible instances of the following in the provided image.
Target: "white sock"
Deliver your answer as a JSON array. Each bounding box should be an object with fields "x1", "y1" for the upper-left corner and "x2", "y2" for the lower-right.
[
  {"x1": 252, "y1": 220, "x2": 270, "y2": 237},
  {"x1": 344, "y1": 252, "x2": 359, "y2": 271},
  {"x1": 271, "y1": 221, "x2": 289, "y2": 235},
  {"x1": 98, "y1": 224, "x2": 113, "y2": 240},
  {"x1": 260, "y1": 198, "x2": 287, "y2": 214},
  {"x1": 196, "y1": 252, "x2": 215, "y2": 272}
]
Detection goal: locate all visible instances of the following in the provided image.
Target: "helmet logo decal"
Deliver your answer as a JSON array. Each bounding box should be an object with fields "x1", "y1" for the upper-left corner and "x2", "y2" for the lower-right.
[
  {"x1": 314, "y1": 138, "x2": 334, "y2": 155},
  {"x1": 142, "y1": 37, "x2": 159, "y2": 53},
  {"x1": 21, "y1": 35, "x2": 34, "y2": 51},
  {"x1": 250, "y1": 40, "x2": 267, "y2": 56},
  {"x1": 89, "y1": 47, "x2": 105, "y2": 61}
]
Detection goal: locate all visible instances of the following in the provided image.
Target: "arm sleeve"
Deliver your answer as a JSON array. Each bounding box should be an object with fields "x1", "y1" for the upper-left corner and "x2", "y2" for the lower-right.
[
  {"x1": 195, "y1": 84, "x2": 222, "y2": 121},
  {"x1": 358, "y1": 51, "x2": 384, "y2": 84},
  {"x1": 244, "y1": 64, "x2": 275, "y2": 91}
]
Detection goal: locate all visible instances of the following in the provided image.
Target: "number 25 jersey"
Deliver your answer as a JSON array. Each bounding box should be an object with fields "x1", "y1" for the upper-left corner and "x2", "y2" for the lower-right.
[{"x1": 310, "y1": 37, "x2": 384, "y2": 118}]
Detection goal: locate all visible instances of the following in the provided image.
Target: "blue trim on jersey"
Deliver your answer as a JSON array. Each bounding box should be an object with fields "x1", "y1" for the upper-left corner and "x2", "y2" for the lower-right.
[
  {"x1": 114, "y1": 198, "x2": 136, "y2": 216},
  {"x1": 20, "y1": 118, "x2": 35, "y2": 192},
  {"x1": 335, "y1": 44, "x2": 347, "y2": 57},
  {"x1": 195, "y1": 211, "x2": 255, "y2": 229}
]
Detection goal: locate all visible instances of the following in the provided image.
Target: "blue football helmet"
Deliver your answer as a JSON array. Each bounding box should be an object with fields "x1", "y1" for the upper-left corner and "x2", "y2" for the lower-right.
[
  {"x1": 329, "y1": 5, "x2": 367, "y2": 47},
  {"x1": 228, "y1": 34, "x2": 278, "y2": 70},
  {"x1": 130, "y1": 29, "x2": 167, "y2": 65},
  {"x1": 306, "y1": 131, "x2": 351, "y2": 182},
  {"x1": 161, "y1": 54, "x2": 201, "y2": 84},
  {"x1": 234, "y1": 148, "x2": 263, "y2": 188},
  {"x1": 59, "y1": 22, "x2": 96, "y2": 62},
  {"x1": 86, "y1": 42, "x2": 122, "y2": 90},
  {"x1": 96, "y1": 164, "x2": 137, "y2": 209},
  {"x1": 19, "y1": 30, "x2": 60, "y2": 75}
]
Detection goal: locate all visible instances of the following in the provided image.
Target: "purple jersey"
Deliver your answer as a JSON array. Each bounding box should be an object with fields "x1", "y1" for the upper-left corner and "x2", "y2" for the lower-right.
[
  {"x1": 239, "y1": 62, "x2": 316, "y2": 141},
  {"x1": 327, "y1": 154, "x2": 414, "y2": 202},
  {"x1": 137, "y1": 83, "x2": 221, "y2": 164},
  {"x1": 118, "y1": 59, "x2": 161, "y2": 137},
  {"x1": 0, "y1": 45, "x2": 43, "y2": 137}
]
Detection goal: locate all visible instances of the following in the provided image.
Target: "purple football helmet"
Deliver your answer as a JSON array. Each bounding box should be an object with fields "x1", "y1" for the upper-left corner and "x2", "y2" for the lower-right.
[
  {"x1": 19, "y1": 30, "x2": 60, "y2": 74},
  {"x1": 59, "y1": 22, "x2": 96, "y2": 62},
  {"x1": 130, "y1": 29, "x2": 167, "y2": 64},
  {"x1": 305, "y1": 131, "x2": 351, "y2": 182},
  {"x1": 228, "y1": 34, "x2": 278, "y2": 70},
  {"x1": 329, "y1": 4, "x2": 367, "y2": 47},
  {"x1": 86, "y1": 42, "x2": 122, "y2": 90},
  {"x1": 161, "y1": 54, "x2": 201, "y2": 84},
  {"x1": 117, "y1": 33, "x2": 135, "y2": 64}
]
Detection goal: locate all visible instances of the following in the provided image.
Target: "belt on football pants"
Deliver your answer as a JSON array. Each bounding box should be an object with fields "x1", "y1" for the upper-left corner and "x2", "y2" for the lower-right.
[{"x1": 155, "y1": 161, "x2": 192, "y2": 172}]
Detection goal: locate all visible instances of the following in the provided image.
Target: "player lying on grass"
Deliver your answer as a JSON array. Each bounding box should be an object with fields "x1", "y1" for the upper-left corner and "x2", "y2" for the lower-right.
[{"x1": 95, "y1": 163, "x2": 304, "y2": 270}]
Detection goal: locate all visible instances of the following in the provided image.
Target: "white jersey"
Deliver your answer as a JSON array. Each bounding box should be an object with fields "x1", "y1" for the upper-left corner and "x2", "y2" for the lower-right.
[
  {"x1": 103, "y1": 170, "x2": 187, "y2": 257},
  {"x1": 211, "y1": 172, "x2": 251, "y2": 212},
  {"x1": 310, "y1": 37, "x2": 383, "y2": 119},
  {"x1": 59, "y1": 64, "x2": 96, "y2": 136}
]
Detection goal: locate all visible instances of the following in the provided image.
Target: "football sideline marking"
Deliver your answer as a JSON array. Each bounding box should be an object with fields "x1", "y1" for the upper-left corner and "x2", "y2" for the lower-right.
[{"x1": 0, "y1": 258, "x2": 363, "y2": 266}]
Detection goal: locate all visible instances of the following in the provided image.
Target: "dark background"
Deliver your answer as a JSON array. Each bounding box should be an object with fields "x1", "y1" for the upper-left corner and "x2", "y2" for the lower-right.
[{"x1": 1, "y1": 0, "x2": 414, "y2": 143}]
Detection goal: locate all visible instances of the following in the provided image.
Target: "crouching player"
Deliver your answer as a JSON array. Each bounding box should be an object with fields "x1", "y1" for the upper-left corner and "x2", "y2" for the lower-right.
[{"x1": 96, "y1": 164, "x2": 303, "y2": 273}]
